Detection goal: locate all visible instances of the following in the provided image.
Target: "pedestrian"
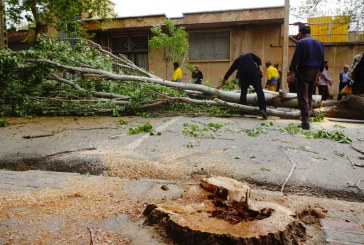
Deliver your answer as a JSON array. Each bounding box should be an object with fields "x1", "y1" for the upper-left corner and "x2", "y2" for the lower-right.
[
  {"x1": 265, "y1": 61, "x2": 280, "y2": 92},
  {"x1": 317, "y1": 61, "x2": 333, "y2": 101},
  {"x1": 274, "y1": 63, "x2": 282, "y2": 92},
  {"x1": 338, "y1": 64, "x2": 350, "y2": 100},
  {"x1": 172, "y1": 62, "x2": 182, "y2": 82},
  {"x1": 349, "y1": 52, "x2": 364, "y2": 94},
  {"x1": 191, "y1": 65, "x2": 203, "y2": 84},
  {"x1": 217, "y1": 53, "x2": 267, "y2": 119},
  {"x1": 289, "y1": 25, "x2": 325, "y2": 130}
]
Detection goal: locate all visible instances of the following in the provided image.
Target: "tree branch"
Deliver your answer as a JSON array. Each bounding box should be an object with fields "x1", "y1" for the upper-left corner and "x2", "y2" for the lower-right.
[{"x1": 50, "y1": 75, "x2": 130, "y2": 101}]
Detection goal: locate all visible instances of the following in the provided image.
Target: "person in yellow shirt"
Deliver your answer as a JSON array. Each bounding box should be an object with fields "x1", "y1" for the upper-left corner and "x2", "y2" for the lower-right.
[
  {"x1": 265, "y1": 61, "x2": 280, "y2": 91},
  {"x1": 172, "y1": 62, "x2": 183, "y2": 82}
]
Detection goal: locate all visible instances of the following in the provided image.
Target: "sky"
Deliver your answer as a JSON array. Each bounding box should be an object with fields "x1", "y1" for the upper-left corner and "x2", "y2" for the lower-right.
[{"x1": 113, "y1": 0, "x2": 290, "y2": 18}]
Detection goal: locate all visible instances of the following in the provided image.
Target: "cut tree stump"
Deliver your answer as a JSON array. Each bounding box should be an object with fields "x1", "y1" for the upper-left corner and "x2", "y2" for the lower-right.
[
  {"x1": 200, "y1": 176, "x2": 251, "y2": 208},
  {"x1": 144, "y1": 176, "x2": 306, "y2": 245}
]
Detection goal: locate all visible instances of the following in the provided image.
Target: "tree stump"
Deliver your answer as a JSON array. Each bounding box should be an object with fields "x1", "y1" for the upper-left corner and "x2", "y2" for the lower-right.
[{"x1": 144, "y1": 176, "x2": 306, "y2": 245}]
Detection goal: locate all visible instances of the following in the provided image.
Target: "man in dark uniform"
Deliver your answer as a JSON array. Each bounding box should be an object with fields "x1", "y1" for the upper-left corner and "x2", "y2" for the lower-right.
[
  {"x1": 289, "y1": 26, "x2": 324, "y2": 130},
  {"x1": 217, "y1": 53, "x2": 267, "y2": 119}
]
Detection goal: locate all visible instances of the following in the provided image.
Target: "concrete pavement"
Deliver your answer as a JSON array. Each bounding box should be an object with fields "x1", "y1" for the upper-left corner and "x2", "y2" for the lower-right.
[{"x1": 1, "y1": 115, "x2": 363, "y2": 201}]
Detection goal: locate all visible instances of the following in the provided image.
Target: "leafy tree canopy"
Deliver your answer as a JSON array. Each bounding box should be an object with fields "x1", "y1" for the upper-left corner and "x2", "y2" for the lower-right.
[
  {"x1": 4, "y1": 0, "x2": 113, "y2": 40},
  {"x1": 292, "y1": 0, "x2": 364, "y2": 26},
  {"x1": 149, "y1": 19, "x2": 189, "y2": 66}
]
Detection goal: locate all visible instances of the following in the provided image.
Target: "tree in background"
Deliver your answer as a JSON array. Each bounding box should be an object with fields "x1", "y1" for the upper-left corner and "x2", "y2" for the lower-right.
[
  {"x1": 292, "y1": 0, "x2": 363, "y2": 26},
  {"x1": 149, "y1": 19, "x2": 189, "y2": 67},
  {"x1": 4, "y1": 0, "x2": 113, "y2": 44}
]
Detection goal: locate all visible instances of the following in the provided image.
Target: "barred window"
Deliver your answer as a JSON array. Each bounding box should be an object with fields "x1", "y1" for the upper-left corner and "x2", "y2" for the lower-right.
[
  {"x1": 189, "y1": 31, "x2": 230, "y2": 61},
  {"x1": 111, "y1": 36, "x2": 149, "y2": 53}
]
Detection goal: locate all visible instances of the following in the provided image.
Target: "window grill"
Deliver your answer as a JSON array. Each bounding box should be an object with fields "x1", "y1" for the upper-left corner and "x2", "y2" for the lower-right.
[
  {"x1": 189, "y1": 31, "x2": 230, "y2": 61},
  {"x1": 112, "y1": 36, "x2": 148, "y2": 53}
]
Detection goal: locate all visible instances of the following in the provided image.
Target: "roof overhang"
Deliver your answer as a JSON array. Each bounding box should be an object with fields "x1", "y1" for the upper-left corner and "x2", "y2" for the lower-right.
[{"x1": 83, "y1": 6, "x2": 284, "y2": 32}]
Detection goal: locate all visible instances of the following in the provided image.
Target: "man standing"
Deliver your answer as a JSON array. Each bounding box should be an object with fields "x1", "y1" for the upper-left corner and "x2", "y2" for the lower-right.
[
  {"x1": 192, "y1": 65, "x2": 203, "y2": 84},
  {"x1": 317, "y1": 61, "x2": 333, "y2": 101},
  {"x1": 217, "y1": 53, "x2": 267, "y2": 119},
  {"x1": 338, "y1": 64, "x2": 350, "y2": 100},
  {"x1": 289, "y1": 26, "x2": 324, "y2": 130}
]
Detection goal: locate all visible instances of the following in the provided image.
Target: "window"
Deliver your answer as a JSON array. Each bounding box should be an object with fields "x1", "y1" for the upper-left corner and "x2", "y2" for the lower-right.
[
  {"x1": 112, "y1": 36, "x2": 148, "y2": 53},
  {"x1": 189, "y1": 31, "x2": 230, "y2": 61},
  {"x1": 111, "y1": 35, "x2": 149, "y2": 70}
]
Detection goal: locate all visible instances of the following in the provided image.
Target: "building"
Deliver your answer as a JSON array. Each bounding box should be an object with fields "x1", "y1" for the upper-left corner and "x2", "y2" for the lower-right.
[
  {"x1": 6, "y1": 5, "x2": 364, "y2": 98},
  {"x1": 84, "y1": 7, "x2": 286, "y2": 84}
]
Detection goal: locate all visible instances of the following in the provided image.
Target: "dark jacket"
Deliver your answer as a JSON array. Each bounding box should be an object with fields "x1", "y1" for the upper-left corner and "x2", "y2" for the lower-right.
[
  {"x1": 224, "y1": 53, "x2": 261, "y2": 81},
  {"x1": 289, "y1": 36, "x2": 325, "y2": 73},
  {"x1": 192, "y1": 71, "x2": 203, "y2": 84}
]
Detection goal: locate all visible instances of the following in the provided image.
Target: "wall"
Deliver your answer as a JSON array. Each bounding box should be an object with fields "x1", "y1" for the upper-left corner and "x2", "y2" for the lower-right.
[
  {"x1": 322, "y1": 45, "x2": 364, "y2": 99},
  {"x1": 184, "y1": 24, "x2": 283, "y2": 85},
  {"x1": 85, "y1": 8, "x2": 364, "y2": 97}
]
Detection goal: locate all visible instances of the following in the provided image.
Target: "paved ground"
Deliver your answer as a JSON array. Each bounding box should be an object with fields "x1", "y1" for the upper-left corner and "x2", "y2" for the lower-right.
[
  {"x1": 1, "y1": 115, "x2": 363, "y2": 200},
  {"x1": 0, "y1": 115, "x2": 364, "y2": 244}
]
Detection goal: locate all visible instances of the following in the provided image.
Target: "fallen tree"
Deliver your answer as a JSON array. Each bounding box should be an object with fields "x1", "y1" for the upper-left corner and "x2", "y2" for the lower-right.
[{"x1": 1, "y1": 35, "x2": 361, "y2": 119}]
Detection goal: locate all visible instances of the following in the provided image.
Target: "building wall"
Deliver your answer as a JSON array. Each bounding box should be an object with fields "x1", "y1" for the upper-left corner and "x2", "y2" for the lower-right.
[
  {"x1": 321, "y1": 45, "x2": 364, "y2": 99},
  {"x1": 147, "y1": 24, "x2": 284, "y2": 85},
  {"x1": 85, "y1": 8, "x2": 364, "y2": 97}
]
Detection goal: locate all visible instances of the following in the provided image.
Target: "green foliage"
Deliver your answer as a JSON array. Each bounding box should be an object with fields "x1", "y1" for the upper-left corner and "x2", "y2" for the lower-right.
[
  {"x1": 182, "y1": 122, "x2": 223, "y2": 139},
  {"x1": 5, "y1": 0, "x2": 113, "y2": 41},
  {"x1": 149, "y1": 19, "x2": 189, "y2": 65},
  {"x1": 246, "y1": 122, "x2": 273, "y2": 137},
  {"x1": 309, "y1": 130, "x2": 352, "y2": 144},
  {"x1": 127, "y1": 122, "x2": 153, "y2": 135},
  {"x1": 0, "y1": 119, "x2": 9, "y2": 127},
  {"x1": 208, "y1": 107, "x2": 232, "y2": 117},
  {"x1": 284, "y1": 123, "x2": 302, "y2": 135},
  {"x1": 207, "y1": 123, "x2": 223, "y2": 131},
  {"x1": 221, "y1": 78, "x2": 240, "y2": 91},
  {"x1": 283, "y1": 123, "x2": 352, "y2": 144},
  {"x1": 0, "y1": 35, "x2": 177, "y2": 117},
  {"x1": 310, "y1": 113, "x2": 325, "y2": 122},
  {"x1": 185, "y1": 64, "x2": 196, "y2": 73},
  {"x1": 117, "y1": 119, "x2": 128, "y2": 125}
]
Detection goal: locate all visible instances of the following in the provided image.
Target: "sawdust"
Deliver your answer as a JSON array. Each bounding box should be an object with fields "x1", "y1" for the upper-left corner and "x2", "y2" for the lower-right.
[{"x1": 0, "y1": 177, "x2": 142, "y2": 244}]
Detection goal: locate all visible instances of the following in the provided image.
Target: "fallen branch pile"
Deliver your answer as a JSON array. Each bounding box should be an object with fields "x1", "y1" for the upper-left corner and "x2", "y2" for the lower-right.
[{"x1": 2, "y1": 35, "x2": 362, "y2": 119}]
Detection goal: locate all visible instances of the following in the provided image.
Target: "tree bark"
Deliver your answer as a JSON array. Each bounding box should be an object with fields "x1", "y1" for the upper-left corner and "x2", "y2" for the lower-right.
[{"x1": 27, "y1": 58, "x2": 322, "y2": 110}]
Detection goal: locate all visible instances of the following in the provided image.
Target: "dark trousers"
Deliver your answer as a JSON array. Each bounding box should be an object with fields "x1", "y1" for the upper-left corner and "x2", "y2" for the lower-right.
[
  {"x1": 296, "y1": 68, "x2": 320, "y2": 119},
  {"x1": 239, "y1": 75, "x2": 266, "y2": 111},
  {"x1": 318, "y1": 85, "x2": 330, "y2": 100}
]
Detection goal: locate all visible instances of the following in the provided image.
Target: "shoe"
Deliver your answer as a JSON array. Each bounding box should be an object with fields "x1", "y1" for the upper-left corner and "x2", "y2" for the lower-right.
[
  {"x1": 260, "y1": 109, "x2": 268, "y2": 120},
  {"x1": 301, "y1": 121, "x2": 310, "y2": 130}
]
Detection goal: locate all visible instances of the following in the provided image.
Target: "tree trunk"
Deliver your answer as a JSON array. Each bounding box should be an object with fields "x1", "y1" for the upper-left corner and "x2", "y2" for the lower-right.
[
  {"x1": 321, "y1": 95, "x2": 364, "y2": 119},
  {"x1": 144, "y1": 177, "x2": 306, "y2": 245},
  {"x1": 27, "y1": 58, "x2": 323, "y2": 109}
]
